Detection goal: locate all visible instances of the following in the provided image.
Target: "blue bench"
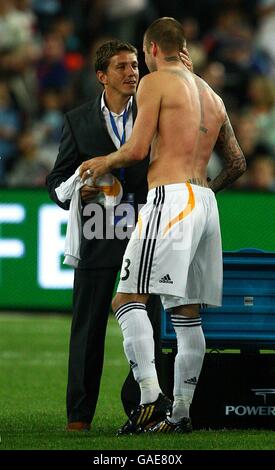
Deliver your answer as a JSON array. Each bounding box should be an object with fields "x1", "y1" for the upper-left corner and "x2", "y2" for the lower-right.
[{"x1": 161, "y1": 249, "x2": 275, "y2": 350}]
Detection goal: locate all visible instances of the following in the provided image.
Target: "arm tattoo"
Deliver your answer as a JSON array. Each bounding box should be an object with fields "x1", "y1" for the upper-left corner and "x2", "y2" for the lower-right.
[{"x1": 210, "y1": 117, "x2": 246, "y2": 193}]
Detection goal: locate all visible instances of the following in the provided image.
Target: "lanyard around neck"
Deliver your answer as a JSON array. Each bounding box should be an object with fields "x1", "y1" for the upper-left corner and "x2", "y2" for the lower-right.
[
  {"x1": 108, "y1": 107, "x2": 129, "y2": 183},
  {"x1": 109, "y1": 107, "x2": 128, "y2": 146}
]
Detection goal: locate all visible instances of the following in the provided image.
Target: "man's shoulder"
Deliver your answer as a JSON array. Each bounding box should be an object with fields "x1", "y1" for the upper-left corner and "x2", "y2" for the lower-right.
[
  {"x1": 66, "y1": 97, "x2": 100, "y2": 120},
  {"x1": 140, "y1": 71, "x2": 158, "y2": 83},
  {"x1": 138, "y1": 72, "x2": 160, "y2": 93},
  {"x1": 195, "y1": 74, "x2": 223, "y2": 99}
]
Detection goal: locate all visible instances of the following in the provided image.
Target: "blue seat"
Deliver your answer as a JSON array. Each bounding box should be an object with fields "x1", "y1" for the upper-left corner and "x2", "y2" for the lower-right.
[{"x1": 161, "y1": 249, "x2": 275, "y2": 350}]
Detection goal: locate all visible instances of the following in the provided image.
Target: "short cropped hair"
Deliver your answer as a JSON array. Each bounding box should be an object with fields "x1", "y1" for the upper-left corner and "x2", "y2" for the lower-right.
[
  {"x1": 144, "y1": 17, "x2": 186, "y2": 53},
  {"x1": 94, "y1": 40, "x2": 138, "y2": 73}
]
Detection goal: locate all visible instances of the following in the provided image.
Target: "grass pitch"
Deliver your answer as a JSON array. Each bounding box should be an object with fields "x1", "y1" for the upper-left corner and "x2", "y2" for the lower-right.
[{"x1": 0, "y1": 313, "x2": 275, "y2": 451}]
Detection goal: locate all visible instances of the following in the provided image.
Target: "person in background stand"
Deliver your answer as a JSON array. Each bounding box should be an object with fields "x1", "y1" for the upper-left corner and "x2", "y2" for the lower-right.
[{"x1": 46, "y1": 39, "x2": 193, "y2": 431}]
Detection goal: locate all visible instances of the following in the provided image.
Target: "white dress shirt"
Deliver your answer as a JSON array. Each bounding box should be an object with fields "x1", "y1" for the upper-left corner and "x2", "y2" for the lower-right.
[{"x1": 101, "y1": 92, "x2": 133, "y2": 149}]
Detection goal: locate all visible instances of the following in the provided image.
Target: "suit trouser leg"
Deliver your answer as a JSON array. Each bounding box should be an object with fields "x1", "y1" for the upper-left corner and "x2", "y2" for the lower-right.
[{"x1": 67, "y1": 267, "x2": 118, "y2": 423}]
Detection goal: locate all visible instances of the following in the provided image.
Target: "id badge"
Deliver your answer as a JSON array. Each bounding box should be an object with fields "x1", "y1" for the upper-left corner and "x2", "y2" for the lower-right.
[{"x1": 113, "y1": 193, "x2": 135, "y2": 228}]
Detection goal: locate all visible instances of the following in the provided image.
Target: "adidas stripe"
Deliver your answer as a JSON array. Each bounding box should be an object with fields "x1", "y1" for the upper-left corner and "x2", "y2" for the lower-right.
[
  {"x1": 170, "y1": 315, "x2": 202, "y2": 328},
  {"x1": 114, "y1": 302, "x2": 146, "y2": 321},
  {"x1": 137, "y1": 186, "x2": 165, "y2": 294}
]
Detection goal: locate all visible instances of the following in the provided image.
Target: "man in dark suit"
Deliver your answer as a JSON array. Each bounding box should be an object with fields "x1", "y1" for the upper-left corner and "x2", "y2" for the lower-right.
[{"x1": 47, "y1": 40, "x2": 162, "y2": 431}]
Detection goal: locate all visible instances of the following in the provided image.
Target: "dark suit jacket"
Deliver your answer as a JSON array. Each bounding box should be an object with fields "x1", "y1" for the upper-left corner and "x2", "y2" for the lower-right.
[{"x1": 46, "y1": 95, "x2": 149, "y2": 269}]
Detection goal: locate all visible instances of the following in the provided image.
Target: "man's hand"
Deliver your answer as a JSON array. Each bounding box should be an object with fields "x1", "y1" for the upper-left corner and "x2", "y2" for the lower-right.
[
  {"x1": 178, "y1": 48, "x2": 193, "y2": 72},
  {"x1": 80, "y1": 185, "x2": 100, "y2": 202},
  {"x1": 79, "y1": 156, "x2": 111, "y2": 183}
]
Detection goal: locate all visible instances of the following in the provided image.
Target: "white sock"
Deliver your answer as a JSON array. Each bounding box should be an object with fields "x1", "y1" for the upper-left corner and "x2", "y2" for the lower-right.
[
  {"x1": 169, "y1": 314, "x2": 205, "y2": 422},
  {"x1": 115, "y1": 302, "x2": 161, "y2": 404}
]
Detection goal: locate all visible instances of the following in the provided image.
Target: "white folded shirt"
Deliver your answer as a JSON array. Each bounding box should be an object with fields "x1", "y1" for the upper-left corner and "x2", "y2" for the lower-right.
[{"x1": 55, "y1": 167, "x2": 123, "y2": 267}]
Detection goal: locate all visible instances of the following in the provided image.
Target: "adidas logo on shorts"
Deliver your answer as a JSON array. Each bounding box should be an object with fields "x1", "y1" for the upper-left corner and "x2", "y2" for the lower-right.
[
  {"x1": 184, "y1": 376, "x2": 198, "y2": 386},
  {"x1": 129, "y1": 360, "x2": 138, "y2": 370},
  {"x1": 159, "y1": 274, "x2": 173, "y2": 284}
]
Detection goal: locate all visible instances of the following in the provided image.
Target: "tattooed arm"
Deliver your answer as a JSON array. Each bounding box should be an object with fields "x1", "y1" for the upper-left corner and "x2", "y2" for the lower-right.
[{"x1": 209, "y1": 115, "x2": 247, "y2": 193}]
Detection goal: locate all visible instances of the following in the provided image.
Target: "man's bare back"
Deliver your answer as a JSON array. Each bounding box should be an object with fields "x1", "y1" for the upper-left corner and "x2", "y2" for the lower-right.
[{"x1": 146, "y1": 66, "x2": 225, "y2": 189}]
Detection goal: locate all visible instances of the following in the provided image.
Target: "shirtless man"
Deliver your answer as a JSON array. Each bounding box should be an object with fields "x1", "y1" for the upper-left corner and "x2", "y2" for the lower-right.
[{"x1": 80, "y1": 17, "x2": 246, "y2": 435}]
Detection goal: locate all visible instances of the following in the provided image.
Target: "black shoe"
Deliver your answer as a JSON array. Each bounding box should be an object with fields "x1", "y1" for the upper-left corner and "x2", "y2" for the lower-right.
[
  {"x1": 147, "y1": 416, "x2": 193, "y2": 433},
  {"x1": 117, "y1": 393, "x2": 171, "y2": 436}
]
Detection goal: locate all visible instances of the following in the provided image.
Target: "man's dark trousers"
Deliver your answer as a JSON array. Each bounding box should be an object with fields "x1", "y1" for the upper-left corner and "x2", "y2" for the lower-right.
[{"x1": 67, "y1": 267, "x2": 161, "y2": 423}]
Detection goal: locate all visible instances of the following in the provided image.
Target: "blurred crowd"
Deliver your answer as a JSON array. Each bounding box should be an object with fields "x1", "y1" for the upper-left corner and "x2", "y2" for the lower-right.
[{"x1": 0, "y1": 0, "x2": 274, "y2": 191}]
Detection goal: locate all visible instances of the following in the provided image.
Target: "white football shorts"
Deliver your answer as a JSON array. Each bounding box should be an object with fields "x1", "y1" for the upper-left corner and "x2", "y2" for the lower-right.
[{"x1": 117, "y1": 182, "x2": 223, "y2": 310}]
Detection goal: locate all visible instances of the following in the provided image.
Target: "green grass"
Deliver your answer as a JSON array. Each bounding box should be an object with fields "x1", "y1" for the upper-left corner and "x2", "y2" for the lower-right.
[{"x1": 0, "y1": 313, "x2": 275, "y2": 451}]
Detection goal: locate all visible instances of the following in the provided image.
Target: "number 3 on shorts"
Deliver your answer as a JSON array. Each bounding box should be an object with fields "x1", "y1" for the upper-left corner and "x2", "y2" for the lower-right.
[{"x1": 121, "y1": 258, "x2": 131, "y2": 281}]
